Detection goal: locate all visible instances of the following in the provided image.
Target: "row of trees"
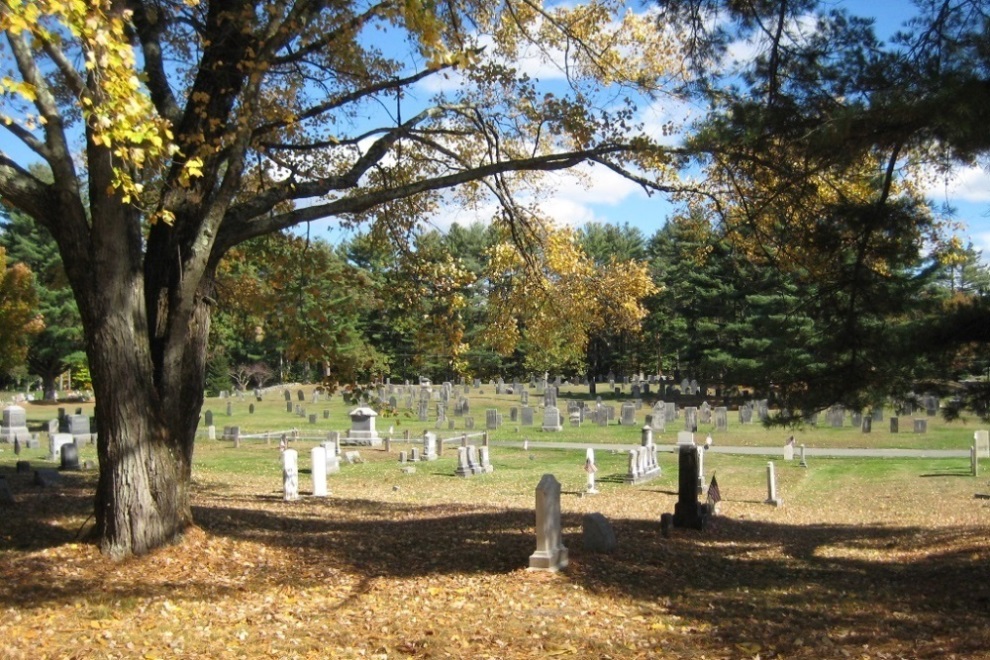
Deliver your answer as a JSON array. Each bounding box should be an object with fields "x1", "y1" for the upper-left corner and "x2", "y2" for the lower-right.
[
  {"x1": 1, "y1": 0, "x2": 988, "y2": 557},
  {"x1": 12, "y1": 200, "x2": 984, "y2": 412}
]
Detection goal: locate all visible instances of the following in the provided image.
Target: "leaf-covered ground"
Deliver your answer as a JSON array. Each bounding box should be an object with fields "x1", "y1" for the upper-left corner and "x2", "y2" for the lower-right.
[{"x1": 2, "y1": 449, "x2": 990, "y2": 659}]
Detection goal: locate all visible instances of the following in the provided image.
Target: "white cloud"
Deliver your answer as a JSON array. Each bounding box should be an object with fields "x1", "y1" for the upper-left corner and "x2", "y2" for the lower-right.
[{"x1": 924, "y1": 164, "x2": 990, "y2": 204}]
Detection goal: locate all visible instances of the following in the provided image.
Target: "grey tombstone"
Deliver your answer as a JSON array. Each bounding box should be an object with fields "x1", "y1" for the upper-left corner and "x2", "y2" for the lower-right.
[
  {"x1": 1, "y1": 405, "x2": 31, "y2": 444},
  {"x1": 528, "y1": 474, "x2": 568, "y2": 571},
  {"x1": 410, "y1": 447, "x2": 420, "y2": 462},
  {"x1": 739, "y1": 405, "x2": 753, "y2": 424},
  {"x1": 861, "y1": 416, "x2": 872, "y2": 433},
  {"x1": 684, "y1": 406, "x2": 698, "y2": 431},
  {"x1": 486, "y1": 409, "x2": 499, "y2": 430},
  {"x1": 282, "y1": 449, "x2": 299, "y2": 501},
  {"x1": 417, "y1": 400, "x2": 429, "y2": 422},
  {"x1": 297, "y1": 389, "x2": 305, "y2": 402},
  {"x1": 714, "y1": 407, "x2": 728, "y2": 432},
  {"x1": 510, "y1": 407, "x2": 518, "y2": 423},
  {"x1": 309, "y1": 414, "x2": 317, "y2": 425},
  {"x1": 582, "y1": 513, "x2": 617, "y2": 553},
  {"x1": 311, "y1": 446, "x2": 328, "y2": 497},
  {"x1": 851, "y1": 412, "x2": 862, "y2": 428},
  {"x1": 286, "y1": 402, "x2": 293, "y2": 413},
  {"x1": 348, "y1": 406, "x2": 381, "y2": 445},
  {"x1": 226, "y1": 401, "x2": 232, "y2": 416},
  {"x1": 422, "y1": 431, "x2": 438, "y2": 461},
  {"x1": 455, "y1": 446, "x2": 473, "y2": 477},
  {"x1": 520, "y1": 407, "x2": 534, "y2": 426},
  {"x1": 322, "y1": 441, "x2": 340, "y2": 474},
  {"x1": 249, "y1": 403, "x2": 255, "y2": 414},
  {"x1": 284, "y1": 390, "x2": 292, "y2": 402},
  {"x1": 60, "y1": 442, "x2": 80, "y2": 470},
  {"x1": 699, "y1": 401, "x2": 712, "y2": 425},
  {"x1": 620, "y1": 403, "x2": 636, "y2": 426},
  {"x1": 541, "y1": 406, "x2": 562, "y2": 432},
  {"x1": 478, "y1": 446, "x2": 494, "y2": 473},
  {"x1": 204, "y1": 410, "x2": 214, "y2": 427},
  {"x1": 890, "y1": 417, "x2": 899, "y2": 433},
  {"x1": 914, "y1": 418, "x2": 927, "y2": 433}
]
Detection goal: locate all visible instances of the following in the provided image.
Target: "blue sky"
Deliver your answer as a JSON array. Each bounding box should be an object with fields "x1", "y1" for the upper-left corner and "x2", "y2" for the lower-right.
[{"x1": 384, "y1": 0, "x2": 990, "y2": 255}]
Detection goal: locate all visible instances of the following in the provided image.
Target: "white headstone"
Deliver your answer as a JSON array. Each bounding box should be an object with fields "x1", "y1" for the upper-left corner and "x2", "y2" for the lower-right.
[
  {"x1": 975, "y1": 430, "x2": 990, "y2": 459},
  {"x1": 283, "y1": 449, "x2": 299, "y2": 501},
  {"x1": 311, "y1": 446, "x2": 328, "y2": 497}
]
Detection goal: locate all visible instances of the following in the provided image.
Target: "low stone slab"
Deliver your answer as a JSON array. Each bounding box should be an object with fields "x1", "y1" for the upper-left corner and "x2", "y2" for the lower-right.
[
  {"x1": 34, "y1": 468, "x2": 61, "y2": 488},
  {"x1": 582, "y1": 512, "x2": 617, "y2": 554}
]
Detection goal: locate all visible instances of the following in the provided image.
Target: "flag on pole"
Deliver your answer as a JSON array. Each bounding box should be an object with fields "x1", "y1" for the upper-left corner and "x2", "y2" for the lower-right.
[{"x1": 707, "y1": 473, "x2": 721, "y2": 507}]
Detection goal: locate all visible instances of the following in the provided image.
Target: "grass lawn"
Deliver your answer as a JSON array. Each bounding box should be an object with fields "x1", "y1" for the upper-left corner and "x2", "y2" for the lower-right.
[{"x1": 1, "y1": 384, "x2": 989, "y2": 658}]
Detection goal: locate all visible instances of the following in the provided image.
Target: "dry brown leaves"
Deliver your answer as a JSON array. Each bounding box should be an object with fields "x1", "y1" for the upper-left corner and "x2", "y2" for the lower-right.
[{"x1": 2, "y1": 453, "x2": 990, "y2": 659}]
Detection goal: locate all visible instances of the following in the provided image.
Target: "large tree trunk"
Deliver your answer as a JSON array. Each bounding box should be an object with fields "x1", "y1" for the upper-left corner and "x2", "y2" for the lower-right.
[{"x1": 85, "y1": 282, "x2": 202, "y2": 558}]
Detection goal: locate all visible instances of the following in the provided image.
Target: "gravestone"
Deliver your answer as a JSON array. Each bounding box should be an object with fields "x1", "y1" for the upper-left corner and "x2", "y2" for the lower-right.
[
  {"x1": 34, "y1": 468, "x2": 61, "y2": 488},
  {"x1": 204, "y1": 410, "x2": 214, "y2": 427},
  {"x1": 282, "y1": 449, "x2": 299, "y2": 501},
  {"x1": 520, "y1": 407, "x2": 534, "y2": 426},
  {"x1": 584, "y1": 448, "x2": 598, "y2": 494},
  {"x1": 347, "y1": 406, "x2": 381, "y2": 445},
  {"x1": 914, "y1": 418, "x2": 927, "y2": 433},
  {"x1": 1, "y1": 405, "x2": 31, "y2": 444},
  {"x1": 528, "y1": 474, "x2": 568, "y2": 571},
  {"x1": 249, "y1": 403, "x2": 255, "y2": 414},
  {"x1": 60, "y1": 443, "x2": 80, "y2": 471},
  {"x1": 311, "y1": 446, "x2": 328, "y2": 497},
  {"x1": 672, "y1": 445, "x2": 707, "y2": 530},
  {"x1": 765, "y1": 461, "x2": 782, "y2": 506},
  {"x1": 541, "y1": 406, "x2": 563, "y2": 432},
  {"x1": 486, "y1": 409, "x2": 499, "y2": 430},
  {"x1": 284, "y1": 390, "x2": 292, "y2": 402},
  {"x1": 676, "y1": 431, "x2": 695, "y2": 446},
  {"x1": 286, "y1": 402, "x2": 293, "y2": 413},
  {"x1": 620, "y1": 403, "x2": 636, "y2": 426},
  {"x1": 49, "y1": 433, "x2": 75, "y2": 462},
  {"x1": 478, "y1": 446, "x2": 494, "y2": 473},
  {"x1": 297, "y1": 389, "x2": 305, "y2": 402},
  {"x1": 322, "y1": 441, "x2": 341, "y2": 474},
  {"x1": 861, "y1": 417, "x2": 872, "y2": 433},
  {"x1": 684, "y1": 406, "x2": 697, "y2": 432},
  {"x1": 455, "y1": 446, "x2": 473, "y2": 477},
  {"x1": 714, "y1": 407, "x2": 728, "y2": 432},
  {"x1": 422, "y1": 431, "x2": 438, "y2": 461},
  {"x1": 890, "y1": 417, "x2": 899, "y2": 433},
  {"x1": 582, "y1": 512, "x2": 616, "y2": 553}
]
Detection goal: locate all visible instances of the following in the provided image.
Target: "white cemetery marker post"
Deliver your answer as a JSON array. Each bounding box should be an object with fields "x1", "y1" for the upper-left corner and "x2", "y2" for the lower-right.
[
  {"x1": 765, "y1": 461, "x2": 782, "y2": 506},
  {"x1": 283, "y1": 449, "x2": 299, "y2": 501},
  {"x1": 311, "y1": 446, "x2": 328, "y2": 497},
  {"x1": 798, "y1": 443, "x2": 808, "y2": 468},
  {"x1": 528, "y1": 474, "x2": 568, "y2": 571},
  {"x1": 585, "y1": 448, "x2": 598, "y2": 494}
]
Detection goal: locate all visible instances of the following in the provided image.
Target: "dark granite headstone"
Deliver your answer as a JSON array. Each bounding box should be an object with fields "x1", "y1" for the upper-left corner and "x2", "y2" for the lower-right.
[{"x1": 672, "y1": 445, "x2": 707, "y2": 530}]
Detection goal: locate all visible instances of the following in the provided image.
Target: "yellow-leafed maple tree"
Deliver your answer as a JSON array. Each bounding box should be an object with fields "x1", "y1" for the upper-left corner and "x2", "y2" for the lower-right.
[
  {"x1": 485, "y1": 221, "x2": 656, "y2": 373},
  {"x1": 0, "y1": 0, "x2": 688, "y2": 558}
]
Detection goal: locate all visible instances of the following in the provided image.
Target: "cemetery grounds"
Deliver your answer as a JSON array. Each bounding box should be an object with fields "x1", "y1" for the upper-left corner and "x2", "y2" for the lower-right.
[{"x1": 1, "y1": 385, "x2": 989, "y2": 659}]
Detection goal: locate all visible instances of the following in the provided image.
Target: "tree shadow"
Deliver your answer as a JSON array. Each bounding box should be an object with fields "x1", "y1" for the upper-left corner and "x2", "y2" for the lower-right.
[{"x1": 2, "y1": 471, "x2": 989, "y2": 657}]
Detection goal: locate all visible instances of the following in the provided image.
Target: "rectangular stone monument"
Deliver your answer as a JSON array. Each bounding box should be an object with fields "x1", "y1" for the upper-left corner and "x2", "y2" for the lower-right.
[
  {"x1": 714, "y1": 407, "x2": 728, "y2": 432},
  {"x1": 914, "y1": 418, "x2": 927, "y2": 433},
  {"x1": 486, "y1": 409, "x2": 499, "y2": 430},
  {"x1": 620, "y1": 403, "x2": 636, "y2": 426},
  {"x1": 528, "y1": 474, "x2": 568, "y2": 571},
  {"x1": 542, "y1": 406, "x2": 563, "y2": 432},
  {"x1": 311, "y1": 446, "x2": 328, "y2": 497}
]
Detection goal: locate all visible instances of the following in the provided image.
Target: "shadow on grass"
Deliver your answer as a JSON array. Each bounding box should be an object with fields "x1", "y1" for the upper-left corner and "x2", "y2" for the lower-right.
[{"x1": 2, "y1": 471, "x2": 990, "y2": 657}]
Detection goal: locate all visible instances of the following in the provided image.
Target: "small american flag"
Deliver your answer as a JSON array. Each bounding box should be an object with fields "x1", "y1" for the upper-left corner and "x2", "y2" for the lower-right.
[{"x1": 707, "y1": 473, "x2": 722, "y2": 506}]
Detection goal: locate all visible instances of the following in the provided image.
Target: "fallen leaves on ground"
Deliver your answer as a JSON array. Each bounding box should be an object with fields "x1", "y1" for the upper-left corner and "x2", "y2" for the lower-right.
[{"x1": 1, "y1": 454, "x2": 989, "y2": 659}]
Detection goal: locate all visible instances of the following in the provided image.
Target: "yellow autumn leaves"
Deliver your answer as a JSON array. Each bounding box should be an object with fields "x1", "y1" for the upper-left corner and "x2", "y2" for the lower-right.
[
  {"x1": 1, "y1": 0, "x2": 202, "y2": 222},
  {"x1": 484, "y1": 222, "x2": 656, "y2": 372}
]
